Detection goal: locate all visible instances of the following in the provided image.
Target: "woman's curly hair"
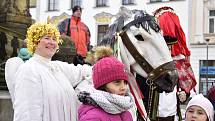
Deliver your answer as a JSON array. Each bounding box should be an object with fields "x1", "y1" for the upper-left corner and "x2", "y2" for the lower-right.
[{"x1": 26, "y1": 22, "x2": 61, "y2": 54}]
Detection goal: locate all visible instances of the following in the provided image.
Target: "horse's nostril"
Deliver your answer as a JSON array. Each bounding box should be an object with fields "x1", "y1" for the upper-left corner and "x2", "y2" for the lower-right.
[{"x1": 135, "y1": 35, "x2": 144, "y2": 41}]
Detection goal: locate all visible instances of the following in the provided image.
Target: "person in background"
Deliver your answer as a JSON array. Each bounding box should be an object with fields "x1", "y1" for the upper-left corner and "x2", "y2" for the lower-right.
[
  {"x1": 207, "y1": 86, "x2": 215, "y2": 110},
  {"x1": 58, "y1": 5, "x2": 91, "y2": 65},
  {"x1": 185, "y1": 94, "x2": 214, "y2": 121},
  {"x1": 11, "y1": 22, "x2": 92, "y2": 121},
  {"x1": 17, "y1": 48, "x2": 32, "y2": 61},
  {"x1": 11, "y1": 36, "x2": 20, "y2": 57},
  {"x1": 78, "y1": 46, "x2": 135, "y2": 121},
  {"x1": 70, "y1": 5, "x2": 91, "y2": 58},
  {"x1": 0, "y1": 32, "x2": 8, "y2": 61}
]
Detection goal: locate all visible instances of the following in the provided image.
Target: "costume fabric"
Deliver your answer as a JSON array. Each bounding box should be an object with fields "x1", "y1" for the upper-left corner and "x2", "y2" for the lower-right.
[
  {"x1": 155, "y1": 7, "x2": 190, "y2": 57},
  {"x1": 13, "y1": 54, "x2": 92, "y2": 121},
  {"x1": 78, "y1": 89, "x2": 134, "y2": 121},
  {"x1": 174, "y1": 58, "x2": 196, "y2": 93},
  {"x1": 208, "y1": 86, "x2": 215, "y2": 109},
  {"x1": 70, "y1": 16, "x2": 90, "y2": 57},
  {"x1": 208, "y1": 86, "x2": 215, "y2": 101},
  {"x1": 158, "y1": 87, "x2": 177, "y2": 117},
  {"x1": 186, "y1": 94, "x2": 214, "y2": 121}
]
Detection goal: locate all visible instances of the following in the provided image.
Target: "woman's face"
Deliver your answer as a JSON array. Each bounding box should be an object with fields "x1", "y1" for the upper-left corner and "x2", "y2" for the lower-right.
[
  {"x1": 185, "y1": 105, "x2": 208, "y2": 121},
  {"x1": 35, "y1": 35, "x2": 58, "y2": 59},
  {"x1": 105, "y1": 80, "x2": 128, "y2": 96}
]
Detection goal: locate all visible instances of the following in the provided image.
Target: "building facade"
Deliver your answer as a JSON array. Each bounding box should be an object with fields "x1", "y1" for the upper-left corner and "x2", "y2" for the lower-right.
[
  {"x1": 30, "y1": 0, "x2": 215, "y2": 94},
  {"x1": 190, "y1": 0, "x2": 215, "y2": 95}
]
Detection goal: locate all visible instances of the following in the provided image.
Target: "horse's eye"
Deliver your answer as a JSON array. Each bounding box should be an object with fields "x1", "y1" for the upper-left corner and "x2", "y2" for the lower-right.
[
  {"x1": 135, "y1": 24, "x2": 140, "y2": 28},
  {"x1": 135, "y1": 34, "x2": 144, "y2": 41}
]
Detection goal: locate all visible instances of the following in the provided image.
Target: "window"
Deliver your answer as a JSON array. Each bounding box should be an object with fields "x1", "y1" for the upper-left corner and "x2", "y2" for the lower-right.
[
  {"x1": 149, "y1": 0, "x2": 162, "y2": 2},
  {"x1": 149, "y1": 0, "x2": 181, "y2": 2},
  {"x1": 48, "y1": 0, "x2": 59, "y2": 11},
  {"x1": 122, "y1": 0, "x2": 134, "y2": 5},
  {"x1": 209, "y1": 10, "x2": 215, "y2": 33},
  {"x1": 97, "y1": 25, "x2": 109, "y2": 44},
  {"x1": 96, "y1": 0, "x2": 107, "y2": 7},
  {"x1": 199, "y1": 60, "x2": 215, "y2": 95},
  {"x1": 71, "y1": 0, "x2": 82, "y2": 8}
]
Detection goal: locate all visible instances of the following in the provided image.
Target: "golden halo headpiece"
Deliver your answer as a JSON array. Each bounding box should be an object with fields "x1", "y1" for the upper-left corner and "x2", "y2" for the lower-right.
[{"x1": 26, "y1": 22, "x2": 61, "y2": 54}]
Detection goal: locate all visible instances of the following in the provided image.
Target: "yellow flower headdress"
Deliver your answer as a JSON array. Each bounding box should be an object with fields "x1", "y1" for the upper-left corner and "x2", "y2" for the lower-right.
[{"x1": 26, "y1": 22, "x2": 61, "y2": 54}]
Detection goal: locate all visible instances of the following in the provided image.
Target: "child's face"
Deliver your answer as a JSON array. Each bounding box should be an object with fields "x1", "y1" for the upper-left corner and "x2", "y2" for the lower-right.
[
  {"x1": 105, "y1": 80, "x2": 128, "y2": 96},
  {"x1": 185, "y1": 105, "x2": 208, "y2": 121}
]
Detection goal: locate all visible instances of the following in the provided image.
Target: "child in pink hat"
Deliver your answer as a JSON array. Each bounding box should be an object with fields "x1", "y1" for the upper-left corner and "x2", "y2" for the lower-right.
[
  {"x1": 185, "y1": 94, "x2": 214, "y2": 121},
  {"x1": 78, "y1": 46, "x2": 135, "y2": 121}
]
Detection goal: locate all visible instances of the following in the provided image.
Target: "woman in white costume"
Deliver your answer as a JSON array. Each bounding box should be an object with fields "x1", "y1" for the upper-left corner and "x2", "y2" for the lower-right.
[{"x1": 12, "y1": 22, "x2": 92, "y2": 121}]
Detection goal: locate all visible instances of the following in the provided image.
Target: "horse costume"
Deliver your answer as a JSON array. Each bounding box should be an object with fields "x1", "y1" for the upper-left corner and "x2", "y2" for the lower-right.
[{"x1": 100, "y1": 7, "x2": 179, "y2": 121}]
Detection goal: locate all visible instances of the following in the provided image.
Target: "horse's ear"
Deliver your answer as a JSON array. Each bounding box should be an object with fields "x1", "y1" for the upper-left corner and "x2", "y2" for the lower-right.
[{"x1": 117, "y1": 6, "x2": 132, "y2": 19}]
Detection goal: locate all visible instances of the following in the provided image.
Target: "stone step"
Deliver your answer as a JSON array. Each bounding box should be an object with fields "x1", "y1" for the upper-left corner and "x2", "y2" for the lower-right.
[{"x1": 0, "y1": 91, "x2": 13, "y2": 121}]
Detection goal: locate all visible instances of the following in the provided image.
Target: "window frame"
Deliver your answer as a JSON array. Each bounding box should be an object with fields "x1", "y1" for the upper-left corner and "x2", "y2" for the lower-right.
[
  {"x1": 48, "y1": 0, "x2": 59, "y2": 11},
  {"x1": 199, "y1": 60, "x2": 215, "y2": 95},
  {"x1": 122, "y1": 0, "x2": 135, "y2": 5},
  {"x1": 149, "y1": 0, "x2": 183, "y2": 3},
  {"x1": 71, "y1": 0, "x2": 82, "y2": 8},
  {"x1": 149, "y1": 0, "x2": 162, "y2": 3},
  {"x1": 96, "y1": 0, "x2": 107, "y2": 7},
  {"x1": 97, "y1": 24, "x2": 109, "y2": 45},
  {"x1": 209, "y1": 10, "x2": 215, "y2": 33}
]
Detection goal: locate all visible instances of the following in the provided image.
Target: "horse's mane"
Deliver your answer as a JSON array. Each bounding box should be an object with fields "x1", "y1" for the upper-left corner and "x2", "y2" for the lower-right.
[
  {"x1": 99, "y1": 7, "x2": 160, "y2": 45},
  {"x1": 99, "y1": 16, "x2": 124, "y2": 46}
]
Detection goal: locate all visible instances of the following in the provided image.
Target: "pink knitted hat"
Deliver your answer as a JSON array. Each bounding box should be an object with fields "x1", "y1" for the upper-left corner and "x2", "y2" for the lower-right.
[{"x1": 93, "y1": 56, "x2": 128, "y2": 89}]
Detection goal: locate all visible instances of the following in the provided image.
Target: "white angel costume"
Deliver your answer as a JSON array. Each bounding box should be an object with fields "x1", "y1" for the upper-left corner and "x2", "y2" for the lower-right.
[{"x1": 5, "y1": 54, "x2": 92, "y2": 121}]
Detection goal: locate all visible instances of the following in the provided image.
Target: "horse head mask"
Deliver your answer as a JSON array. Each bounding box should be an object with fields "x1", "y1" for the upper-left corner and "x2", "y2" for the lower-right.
[{"x1": 100, "y1": 7, "x2": 178, "y2": 93}]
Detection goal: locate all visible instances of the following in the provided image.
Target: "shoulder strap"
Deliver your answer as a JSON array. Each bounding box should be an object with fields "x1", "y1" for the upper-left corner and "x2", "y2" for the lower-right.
[{"x1": 67, "y1": 18, "x2": 71, "y2": 36}]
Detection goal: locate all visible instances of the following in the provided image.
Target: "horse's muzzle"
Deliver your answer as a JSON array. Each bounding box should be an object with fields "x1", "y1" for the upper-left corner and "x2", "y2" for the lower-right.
[
  {"x1": 147, "y1": 61, "x2": 178, "y2": 93},
  {"x1": 153, "y1": 69, "x2": 178, "y2": 93}
]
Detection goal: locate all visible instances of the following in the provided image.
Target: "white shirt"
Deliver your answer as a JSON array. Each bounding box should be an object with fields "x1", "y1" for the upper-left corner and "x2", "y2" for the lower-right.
[
  {"x1": 13, "y1": 54, "x2": 92, "y2": 121},
  {"x1": 158, "y1": 87, "x2": 177, "y2": 118}
]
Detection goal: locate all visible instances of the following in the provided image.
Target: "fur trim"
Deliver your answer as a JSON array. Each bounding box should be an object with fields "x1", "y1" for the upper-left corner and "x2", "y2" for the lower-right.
[{"x1": 94, "y1": 46, "x2": 113, "y2": 61}]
